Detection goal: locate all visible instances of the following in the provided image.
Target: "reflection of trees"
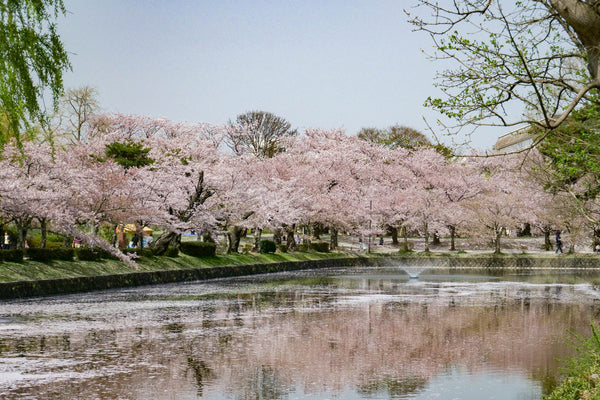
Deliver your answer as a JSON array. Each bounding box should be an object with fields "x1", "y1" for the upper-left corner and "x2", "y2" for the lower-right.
[
  {"x1": 238, "y1": 365, "x2": 292, "y2": 400},
  {"x1": 0, "y1": 283, "x2": 596, "y2": 399},
  {"x1": 357, "y1": 376, "x2": 427, "y2": 398},
  {"x1": 186, "y1": 356, "x2": 214, "y2": 396}
]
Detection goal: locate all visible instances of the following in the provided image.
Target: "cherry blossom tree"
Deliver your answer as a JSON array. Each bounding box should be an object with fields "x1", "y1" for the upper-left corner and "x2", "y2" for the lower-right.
[
  {"x1": 462, "y1": 153, "x2": 544, "y2": 253},
  {"x1": 0, "y1": 141, "x2": 61, "y2": 248},
  {"x1": 400, "y1": 148, "x2": 450, "y2": 252},
  {"x1": 438, "y1": 157, "x2": 486, "y2": 251},
  {"x1": 287, "y1": 129, "x2": 390, "y2": 250}
]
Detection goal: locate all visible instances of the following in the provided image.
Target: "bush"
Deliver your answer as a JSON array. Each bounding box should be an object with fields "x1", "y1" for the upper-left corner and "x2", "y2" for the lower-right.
[
  {"x1": 310, "y1": 242, "x2": 329, "y2": 252},
  {"x1": 164, "y1": 246, "x2": 179, "y2": 257},
  {"x1": 26, "y1": 248, "x2": 74, "y2": 262},
  {"x1": 295, "y1": 243, "x2": 309, "y2": 252},
  {"x1": 260, "y1": 240, "x2": 277, "y2": 254},
  {"x1": 96, "y1": 248, "x2": 119, "y2": 260},
  {"x1": 75, "y1": 247, "x2": 102, "y2": 261},
  {"x1": 122, "y1": 248, "x2": 155, "y2": 257},
  {"x1": 278, "y1": 244, "x2": 288, "y2": 253},
  {"x1": 180, "y1": 241, "x2": 216, "y2": 258},
  {"x1": 545, "y1": 322, "x2": 600, "y2": 400},
  {"x1": 0, "y1": 249, "x2": 23, "y2": 262}
]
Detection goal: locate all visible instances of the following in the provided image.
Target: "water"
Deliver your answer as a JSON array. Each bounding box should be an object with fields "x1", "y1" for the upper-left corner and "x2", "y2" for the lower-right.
[{"x1": 0, "y1": 265, "x2": 599, "y2": 399}]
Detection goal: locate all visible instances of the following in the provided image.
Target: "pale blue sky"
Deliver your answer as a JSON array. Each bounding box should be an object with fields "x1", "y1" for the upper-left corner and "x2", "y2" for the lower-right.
[{"x1": 58, "y1": 1, "x2": 504, "y2": 150}]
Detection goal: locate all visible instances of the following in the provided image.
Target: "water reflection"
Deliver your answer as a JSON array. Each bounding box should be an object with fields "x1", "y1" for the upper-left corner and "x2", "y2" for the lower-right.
[{"x1": 0, "y1": 267, "x2": 598, "y2": 399}]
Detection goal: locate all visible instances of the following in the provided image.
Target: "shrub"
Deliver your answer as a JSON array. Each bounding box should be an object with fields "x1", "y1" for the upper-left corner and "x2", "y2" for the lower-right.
[
  {"x1": 26, "y1": 248, "x2": 74, "y2": 262},
  {"x1": 55, "y1": 248, "x2": 75, "y2": 260},
  {"x1": 0, "y1": 249, "x2": 23, "y2": 262},
  {"x1": 278, "y1": 244, "x2": 288, "y2": 253},
  {"x1": 164, "y1": 246, "x2": 179, "y2": 257},
  {"x1": 295, "y1": 243, "x2": 309, "y2": 252},
  {"x1": 545, "y1": 322, "x2": 600, "y2": 400},
  {"x1": 309, "y1": 242, "x2": 329, "y2": 252},
  {"x1": 180, "y1": 241, "x2": 216, "y2": 258},
  {"x1": 75, "y1": 247, "x2": 102, "y2": 261},
  {"x1": 122, "y1": 248, "x2": 155, "y2": 257},
  {"x1": 96, "y1": 248, "x2": 119, "y2": 260},
  {"x1": 260, "y1": 240, "x2": 277, "y2": 254}
]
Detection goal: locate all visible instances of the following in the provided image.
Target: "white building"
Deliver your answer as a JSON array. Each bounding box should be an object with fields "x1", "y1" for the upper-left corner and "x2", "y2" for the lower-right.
[{"x1": 493, "y1": 126, "x2": 536, "y2": 153}]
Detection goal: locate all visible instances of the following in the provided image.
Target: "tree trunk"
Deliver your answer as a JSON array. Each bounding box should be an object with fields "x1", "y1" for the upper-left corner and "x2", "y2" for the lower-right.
[
  {"x1": 39, "y1": 218, "x2": 47, "y2": 249},
  {"x1": 432, "y1": 231, "x2": 441, "y2": 246},
  {"x1": 390, "y1": 226, "x2": 399, "y2": 245},
  {"x1": 544, "y1": 227, "x2": 552, "y2": 251},
  {"x1": 152, "y1": 231, "x2": 181, "y2": 255},
  {"x1": 286, "y1": 224, "x2": 296, "y2": 251},
  {"x1": 134, "y1": 223, "x2": 144, "y2": 249},
  {"x1": 312, "y1": 223, "x2": 321, "y2": 240},
  {"x1": 202, "y1": 230, "x2": 215, "y2": 243},
  {"x1": 423, "y1": 222, "x2": 430, "y2": 253},
  {"x1": 108, "y1": 223, "x2": 117, "y2": 247},
  {"x1": 227, "y1": 226, "x2": 244, "y2": 254},
  {"x1": 494, "y1": 228, "x2": 502, "y2": 254},
  {"x1": 401, "y1": 226, "x2": 409, "y2": 252},
  {"x1": 449, "y1": 225, "x2": 456, "y2": 251},
  {"x1": 329, "y1": 227, "x2": 338, "y2": 250},
  {"x1": 253, "y1": 228, "x2": 262, "y2": 252},
  {"x1": 550, "y1": 0, "x2": 600, "y2": 80},
  {"x1": 15, "y1": 225, "x2": 28, "y2": 250},
  {"x1": 273, "y1": 228, "x2": 283, "y2": 245}
]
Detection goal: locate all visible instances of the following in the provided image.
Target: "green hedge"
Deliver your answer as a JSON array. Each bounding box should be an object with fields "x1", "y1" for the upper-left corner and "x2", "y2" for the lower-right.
[
  {"x1": 277, "y1": 244, "x2": 288, "y2": 253},
  {"x1": 75, "y1": 248, "x2": 103, "y2": 261},
  {"x1": 260, "y1": 240, "x2": 276, "y2": 254},
  {"x1": 310, "y1": 242, "x2": 329, "y2": 252},
  {"x1": 180, "y1": 242, "x2": 216, "y2": 258},
  {"x1": 26, "y1": 248, "x2": 74, "y2": 262},
  {"x1": 122, "y1": 248, "x2": 156, "y2": 257},
  {"x1": 164, "y1": 246, "x2": 179, "y2": 257},
  {"x1": 0, "y1": 249, "x2": 23, "y2": 262},
  {"x1": 296, "y1": 243, "x2": 309, "y2": 252}
]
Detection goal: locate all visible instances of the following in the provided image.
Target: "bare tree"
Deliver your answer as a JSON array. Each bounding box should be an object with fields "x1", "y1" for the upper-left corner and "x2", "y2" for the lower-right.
[
  {"x1": 226, "y1": 111, "x2": 297, "y2": 158},
  {"x1": 408, "y1": 0, "x2": 600, "y2": 141},
  {"x1": 57, "y1": 86, "x2": 100, "y2": 144}
]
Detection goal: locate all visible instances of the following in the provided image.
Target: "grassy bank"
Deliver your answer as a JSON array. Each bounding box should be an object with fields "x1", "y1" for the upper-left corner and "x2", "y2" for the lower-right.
[
  {"x1": 0, "y1": 251, "x2": 356, "y2": 283},
  {"x1": 2, "y1": 249, "x2": 600, "y2": 283}
]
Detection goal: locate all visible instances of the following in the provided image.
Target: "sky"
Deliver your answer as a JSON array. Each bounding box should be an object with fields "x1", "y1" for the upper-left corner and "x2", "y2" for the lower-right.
[{"x1": 57, "y1": 0, "x2": 508, "y2": 150}]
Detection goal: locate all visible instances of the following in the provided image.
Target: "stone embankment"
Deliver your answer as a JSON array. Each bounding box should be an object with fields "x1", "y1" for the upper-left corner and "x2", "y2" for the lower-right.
[{"x1": 1, "y1": 254, "x2": 599, "y2": 300}]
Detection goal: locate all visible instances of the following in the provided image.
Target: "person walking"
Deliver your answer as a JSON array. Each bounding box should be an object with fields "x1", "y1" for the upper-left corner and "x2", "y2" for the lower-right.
[
  {"x1": 555, "y1": 230, "x2": 563, "y2": 254},
  {"x1": 3, "y1": 231, "x2": 9, "y2": 250}
]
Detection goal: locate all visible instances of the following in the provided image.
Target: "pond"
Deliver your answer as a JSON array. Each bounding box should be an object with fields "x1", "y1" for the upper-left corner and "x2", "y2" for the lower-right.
[{"x1": 0, "y1": 264, "x2": 600, "y2": 399}]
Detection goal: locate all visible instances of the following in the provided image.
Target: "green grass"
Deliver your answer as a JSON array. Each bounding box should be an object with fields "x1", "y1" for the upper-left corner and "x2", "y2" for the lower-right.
[
  {"x1": 1, "y1": 248, "x2": 599, "y2": 283},
  {"x1": 0, "y1": 251, "x2": 357, "y2": 282}
]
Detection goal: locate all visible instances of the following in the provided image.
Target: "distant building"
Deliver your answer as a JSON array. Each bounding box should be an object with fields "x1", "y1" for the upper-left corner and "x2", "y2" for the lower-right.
[{"x1": 493, "y1": 126, "x2": 536, "y2": 153}]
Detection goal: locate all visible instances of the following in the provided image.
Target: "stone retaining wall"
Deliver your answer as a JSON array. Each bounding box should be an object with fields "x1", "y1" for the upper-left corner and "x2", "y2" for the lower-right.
[
  {"x1": 389, "y1": 255, "x2": 600, "y2": 269},
  {"x1": 0, "y1": 257, "x2": 373, "y2": 300},
  {"x1": 1, "y1": 255, "x2": 599, "y2": 300}
]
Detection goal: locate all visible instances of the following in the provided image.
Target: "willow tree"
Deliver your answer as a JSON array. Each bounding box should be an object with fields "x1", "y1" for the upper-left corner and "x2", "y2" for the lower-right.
[
  {"x1": 0, "y1": 0, "x2": 71, "y2": 147},
  {"x1": 409, "y1": 0, "x2": 600, "y2": 142}
]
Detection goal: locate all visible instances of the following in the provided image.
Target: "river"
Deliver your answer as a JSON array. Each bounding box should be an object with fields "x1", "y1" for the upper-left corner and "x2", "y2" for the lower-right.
[{"x1": 0, "y1": 264, "x2": 599, "y2": 399}]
